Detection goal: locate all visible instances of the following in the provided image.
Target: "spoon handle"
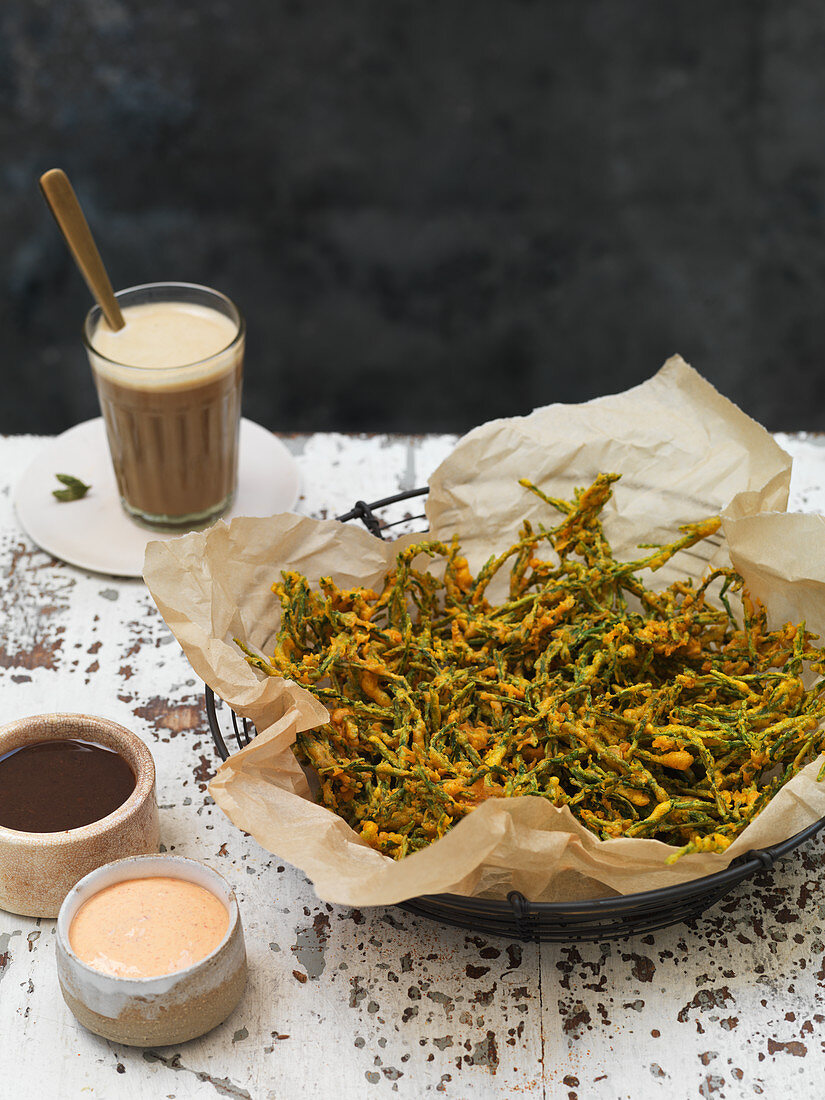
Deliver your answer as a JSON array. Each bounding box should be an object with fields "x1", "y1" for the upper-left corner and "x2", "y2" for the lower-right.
[{"x1": 39, "y1": 169, "x2": 125, "y2": 332}]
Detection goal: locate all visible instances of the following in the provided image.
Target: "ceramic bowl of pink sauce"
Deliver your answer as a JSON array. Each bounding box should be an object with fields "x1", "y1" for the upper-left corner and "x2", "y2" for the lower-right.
[{"x1": 56, "y1": 854, "x2": 247, "y2": 1046}]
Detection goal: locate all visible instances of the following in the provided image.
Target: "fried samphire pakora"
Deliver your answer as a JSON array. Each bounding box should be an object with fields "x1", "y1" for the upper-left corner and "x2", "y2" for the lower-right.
[{"x1": 238, "y1": 474, "x2": 825, "y2": 862}]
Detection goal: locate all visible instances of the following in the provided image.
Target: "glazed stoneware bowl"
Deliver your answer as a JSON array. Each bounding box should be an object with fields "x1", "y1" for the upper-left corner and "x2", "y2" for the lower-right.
[
  {"x1": 0, "y1": 713, "x2": 159, "y2": 918},
  {"x1": 56, "y1": 854, "x2": 247, "y2": 1046}
]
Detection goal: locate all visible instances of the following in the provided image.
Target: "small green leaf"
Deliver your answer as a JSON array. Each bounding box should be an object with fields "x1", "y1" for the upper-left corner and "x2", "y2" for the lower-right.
[{"x1": 52, "y1": 473, "x2": 91, "y2": 502}]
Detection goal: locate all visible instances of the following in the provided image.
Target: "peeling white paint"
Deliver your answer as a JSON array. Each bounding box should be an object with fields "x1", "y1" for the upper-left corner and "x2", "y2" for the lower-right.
[{"x1": 0, "y1": 431, "x2": 824, "y2": 1098}]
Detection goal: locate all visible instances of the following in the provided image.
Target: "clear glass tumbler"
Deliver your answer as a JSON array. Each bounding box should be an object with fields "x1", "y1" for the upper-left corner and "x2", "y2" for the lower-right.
[{"x1": 83, "y1": 282, "x2": 244, "y2": 530}]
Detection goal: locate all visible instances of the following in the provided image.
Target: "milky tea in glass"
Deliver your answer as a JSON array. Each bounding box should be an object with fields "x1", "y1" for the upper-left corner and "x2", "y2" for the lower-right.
[{"x1": 84, "y1": 283, "x2": 244, "y2": 530}]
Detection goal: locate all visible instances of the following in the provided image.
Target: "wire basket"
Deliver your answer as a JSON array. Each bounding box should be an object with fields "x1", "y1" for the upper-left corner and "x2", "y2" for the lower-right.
[{"x1": 204, "y1": 488, "x2": 825, "y2": 942}]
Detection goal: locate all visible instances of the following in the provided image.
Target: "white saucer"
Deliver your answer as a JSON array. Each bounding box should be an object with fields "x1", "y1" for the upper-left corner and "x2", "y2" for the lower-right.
[{"x1": 14, "y1": 418, "x2": 301, "y2": 577}]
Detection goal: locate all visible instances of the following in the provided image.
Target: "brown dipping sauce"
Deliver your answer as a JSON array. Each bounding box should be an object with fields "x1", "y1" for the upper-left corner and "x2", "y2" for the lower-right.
[{"x1": 0, "y1": 739, "x2": 136, "y2": 832}]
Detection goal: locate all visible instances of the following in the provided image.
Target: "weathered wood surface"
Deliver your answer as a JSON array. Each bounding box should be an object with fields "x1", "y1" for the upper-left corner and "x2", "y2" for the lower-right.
[{"x1": 1, "y1": 430, "x2": 825, "y2": 1100}]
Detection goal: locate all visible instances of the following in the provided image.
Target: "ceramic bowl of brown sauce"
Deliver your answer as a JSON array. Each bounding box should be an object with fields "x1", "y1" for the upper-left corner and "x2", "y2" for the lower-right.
[{"x1": 0, "y1": 713, "x2": 159, "y2": 917}]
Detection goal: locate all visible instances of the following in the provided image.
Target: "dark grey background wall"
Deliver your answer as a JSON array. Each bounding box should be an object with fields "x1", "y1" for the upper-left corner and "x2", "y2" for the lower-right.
[{"x1": 2, "y1": 2, "x2": 824, "y2": 435}]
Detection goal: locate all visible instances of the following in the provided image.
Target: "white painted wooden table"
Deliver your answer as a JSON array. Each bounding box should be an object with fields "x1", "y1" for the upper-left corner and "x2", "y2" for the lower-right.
[{"x1": 2, "y1": 429, "x2": 825, "y2": 1100}]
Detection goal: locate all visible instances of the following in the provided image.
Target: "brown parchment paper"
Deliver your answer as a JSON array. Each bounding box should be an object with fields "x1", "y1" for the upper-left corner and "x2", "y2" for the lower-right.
[{"x1": 144, "y1": 356, "x2": 825, "y2": 905}]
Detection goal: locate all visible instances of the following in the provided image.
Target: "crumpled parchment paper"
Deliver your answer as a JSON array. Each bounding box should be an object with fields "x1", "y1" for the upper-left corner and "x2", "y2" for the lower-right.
[{"x1": 144, "y1": 356, "x2": 825, "y2": 904}]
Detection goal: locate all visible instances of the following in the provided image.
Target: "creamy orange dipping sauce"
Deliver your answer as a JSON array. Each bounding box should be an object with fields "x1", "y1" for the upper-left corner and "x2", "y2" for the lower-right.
[{"x1": 69, "y1": 877, "x2": 229, "y2": 978}]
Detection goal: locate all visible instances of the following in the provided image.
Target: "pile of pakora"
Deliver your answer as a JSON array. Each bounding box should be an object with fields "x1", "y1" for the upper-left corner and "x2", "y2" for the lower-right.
[{"x1": 238, "y1": 474, "x2": 825, "y2": 861}]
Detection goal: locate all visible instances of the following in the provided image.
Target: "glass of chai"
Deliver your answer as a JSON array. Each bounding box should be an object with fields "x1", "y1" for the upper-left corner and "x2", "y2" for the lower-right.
[{"x1": 83, "y1": 282, "x2": 244, "y2": 530}]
